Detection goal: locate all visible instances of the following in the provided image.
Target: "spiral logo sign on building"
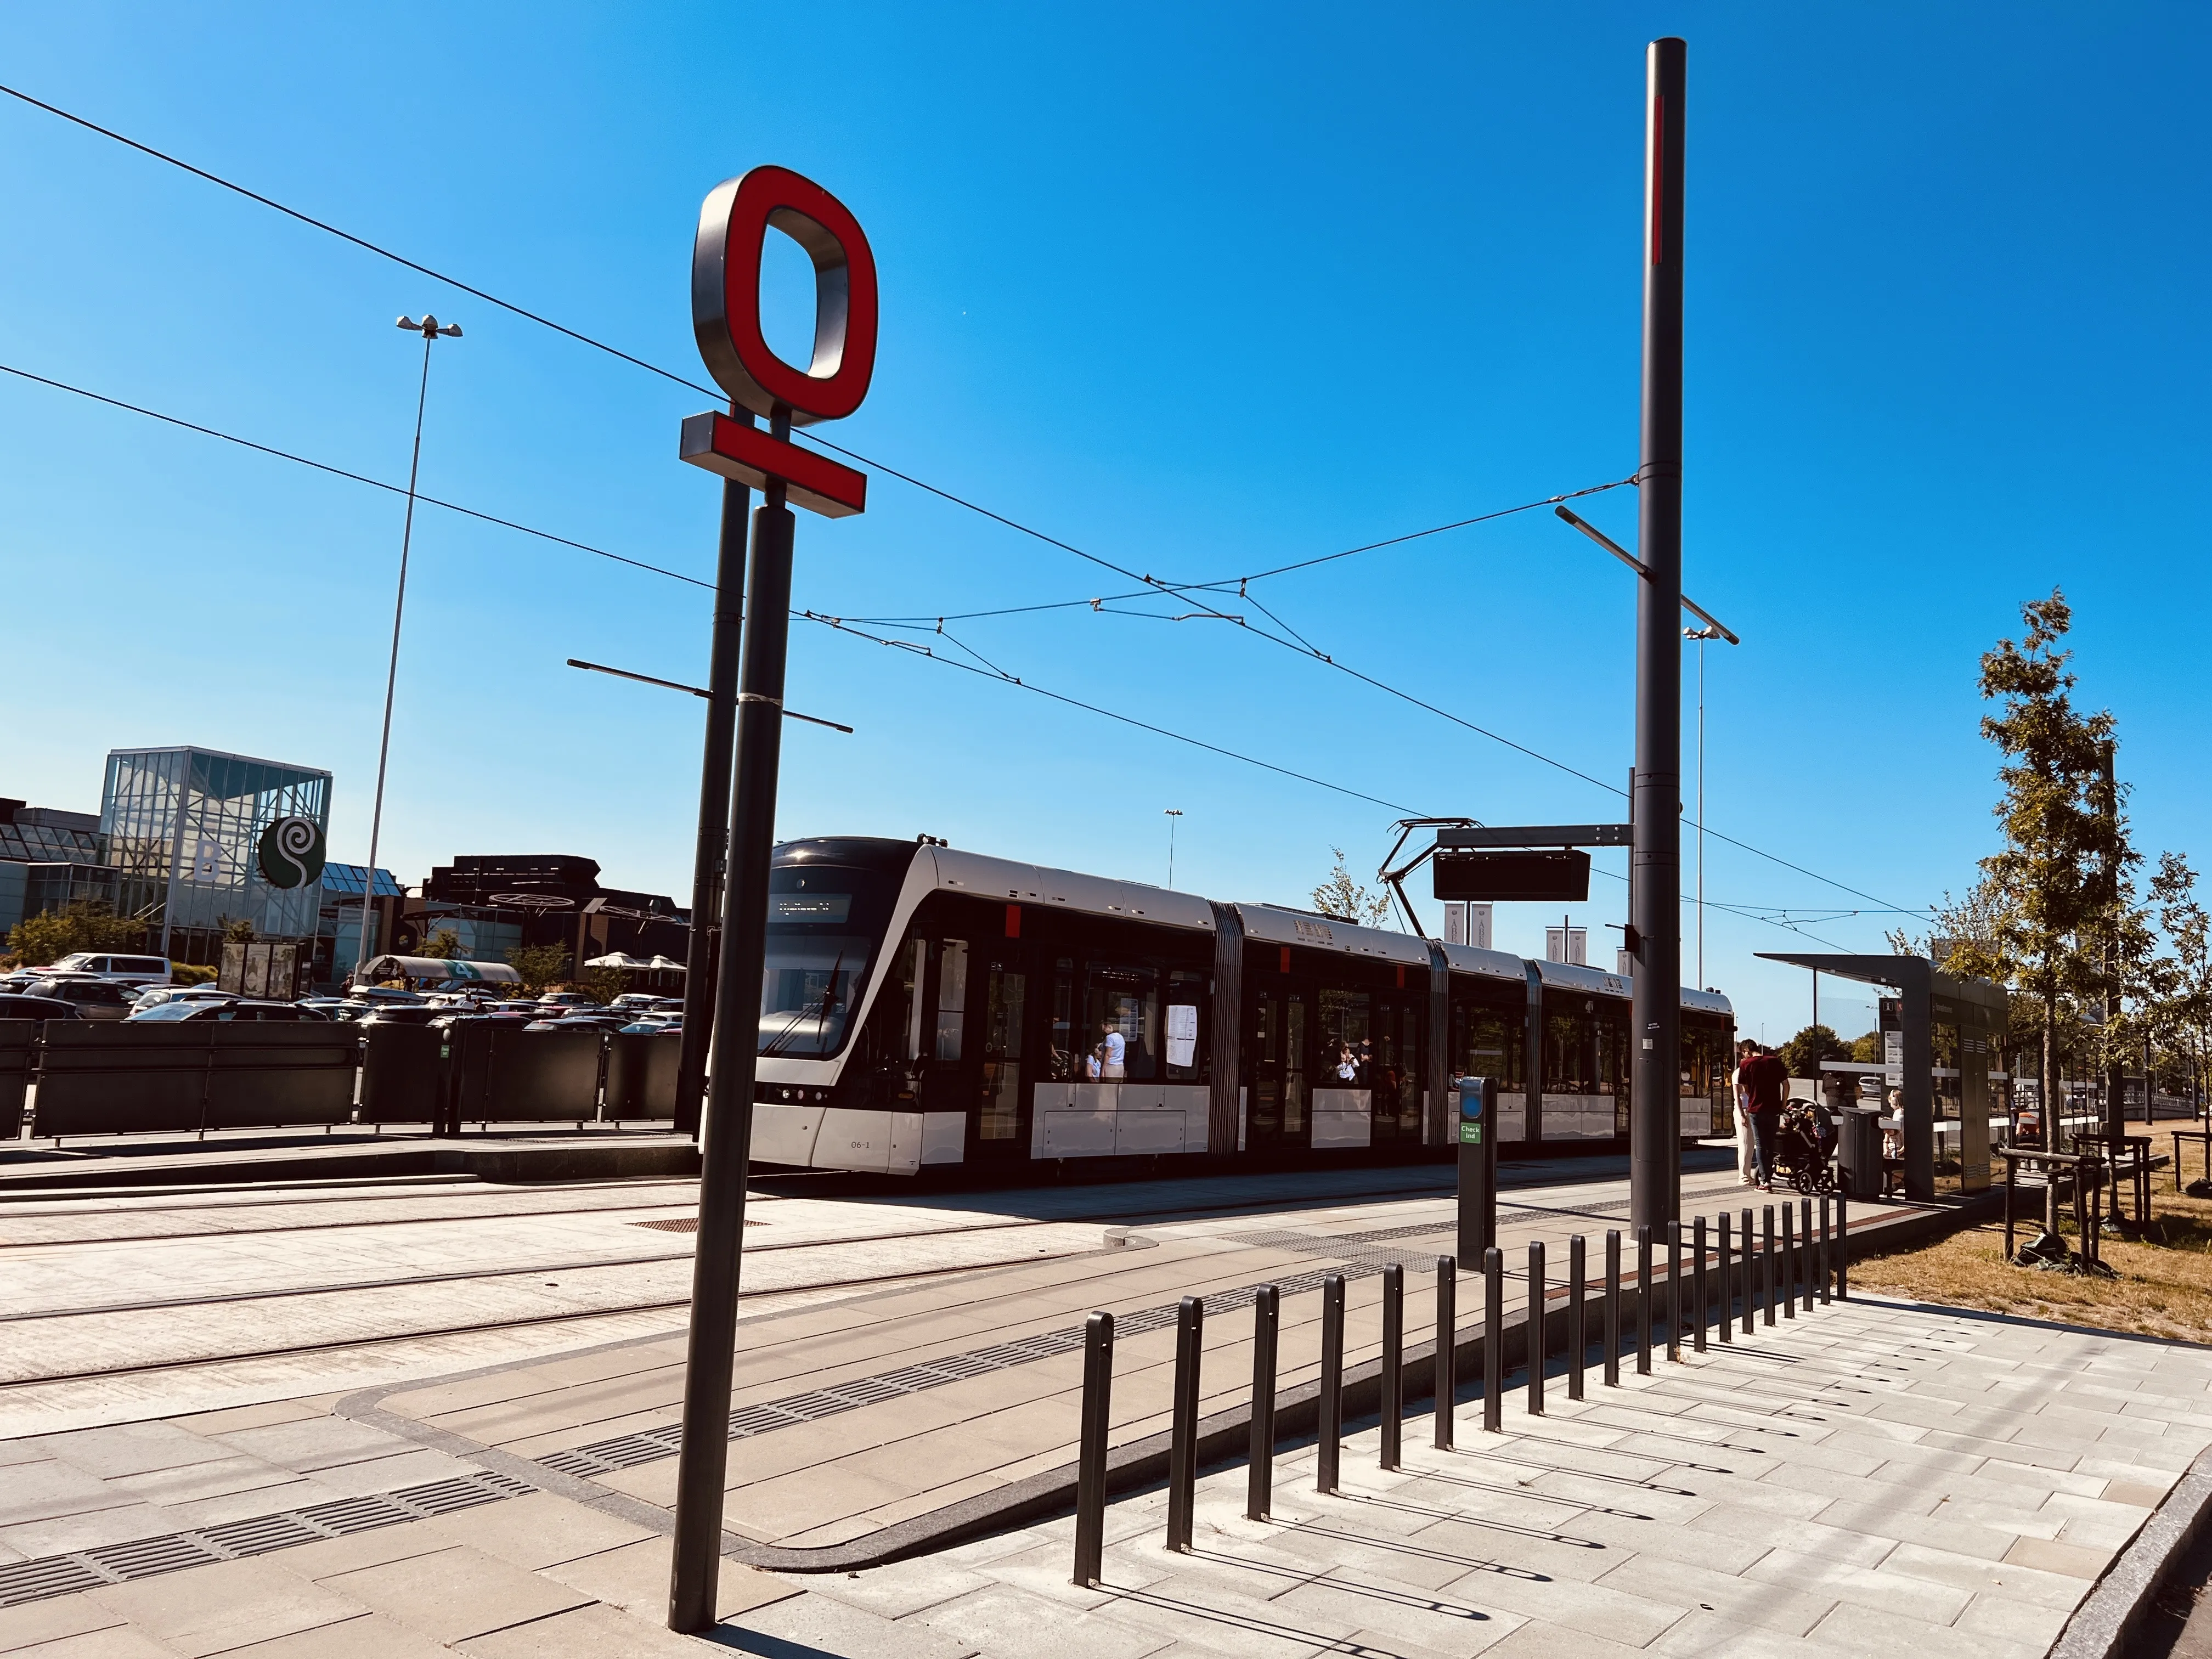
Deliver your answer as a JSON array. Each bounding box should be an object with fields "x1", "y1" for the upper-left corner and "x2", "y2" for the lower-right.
[{"x1": 256, "y1": 816, "x2": 327, "y2": 890}]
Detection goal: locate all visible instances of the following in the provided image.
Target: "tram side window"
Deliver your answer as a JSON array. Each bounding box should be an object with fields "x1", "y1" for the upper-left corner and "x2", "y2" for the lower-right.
[
  {"x1": 1165, "y1": 967, "x2": 1206, "y2": 1081},
  {"x1": 935, "y1": 940, "x2": 969, "y2": 1062},
  {"x1": 1545, "y1": 1006, "x2": 1598, "y2": 1096},
  {"x1": 980, "y1": 963, "x2": 1024, "y2": 1140},
  {"x1": 1450, "y1": 998, "x2": 1523, "y2": 1092},
  {"x1": 1085, "y1": 963, "x2": 1158, "y2": 1082},
  {"x1": 1317, "y1": 988, "x2": 1370, "y2": 1086}
]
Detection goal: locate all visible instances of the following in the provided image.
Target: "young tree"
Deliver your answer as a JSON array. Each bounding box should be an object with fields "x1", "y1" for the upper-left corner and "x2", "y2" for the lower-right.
[
  {"x1": 1947, "y1": 590, "x2": 2125, "y2": 1175},
  {"x1": 6, "y1": 900, "x2": 148, "y2": 965},
  {"x1": 2151, "y1": 853, "x2": 2212, "y2": 1111},
  {"x1": 1312, "y1": 849, "x2": 1393, "y2": 929},
  {"x1": 505, "y1": 944, "x2": 571, "y2": 992},
  {"x1": 418, "y1": 927, "x2": 461, "y2": 961},
  {"x1": 218, "y1": 916, "x2": 257, "y2": 944},
  {"x1": 1779, "y1": 1024, "x2": 1850, "y2": 1080}
]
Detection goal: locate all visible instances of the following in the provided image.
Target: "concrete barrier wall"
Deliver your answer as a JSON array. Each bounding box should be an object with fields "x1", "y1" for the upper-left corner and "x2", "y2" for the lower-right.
[
  {"x1": 0, "y1": 1020, "x2": 33, "y2": 1139},
  {"x1": 604, "y1": 1031, "x2": 680, "y2": 1120}
]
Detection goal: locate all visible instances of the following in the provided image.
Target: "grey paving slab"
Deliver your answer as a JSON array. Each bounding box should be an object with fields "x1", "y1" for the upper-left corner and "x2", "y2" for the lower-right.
[
  {"x1": 725, "y1": 1588, "x2": 985, "y2": 1658},
  {"x1": 86, "y1": 1557, "x2": 366, "y2": 1658},
  {"x1": 317, "y1": 1545, "x2": 592, "y2": 1645},
  {"x1": 215, "y1": 1610, "x2": 452, "y2": 1657},
  {"x1": 458, "y1": 1601, "x2": 704, "y2": 1657}
]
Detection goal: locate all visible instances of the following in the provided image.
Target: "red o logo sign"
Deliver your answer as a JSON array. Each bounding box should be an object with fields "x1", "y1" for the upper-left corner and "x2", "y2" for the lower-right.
[{"x1": 692, "y1": 166, "x2": 878, "y2": 427}]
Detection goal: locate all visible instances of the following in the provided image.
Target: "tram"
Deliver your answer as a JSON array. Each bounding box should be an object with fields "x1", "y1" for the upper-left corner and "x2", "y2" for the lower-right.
[{"x1": 749, "y1": 836, "x2": 1735, "y2": 1175}]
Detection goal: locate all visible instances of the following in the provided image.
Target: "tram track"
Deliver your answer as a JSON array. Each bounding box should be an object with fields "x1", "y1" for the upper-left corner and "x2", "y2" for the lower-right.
[{"x1": 0, "y1": 1244, "x2": 1082, "y2": 1392}]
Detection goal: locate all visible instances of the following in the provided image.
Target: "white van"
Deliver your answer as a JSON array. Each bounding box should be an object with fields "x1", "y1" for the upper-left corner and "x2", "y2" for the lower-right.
[{"x1": 43, "y1": 952, "x2": 173, "y2": 988}]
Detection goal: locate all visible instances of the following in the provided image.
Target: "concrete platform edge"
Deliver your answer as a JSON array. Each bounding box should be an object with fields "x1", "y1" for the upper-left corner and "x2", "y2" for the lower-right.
[{"x1": 2051, "y1": 1443, "x2": 2212, "y2": 1659}]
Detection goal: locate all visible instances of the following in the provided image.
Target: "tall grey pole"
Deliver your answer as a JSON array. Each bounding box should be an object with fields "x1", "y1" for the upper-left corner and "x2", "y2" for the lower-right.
[
  {"x1": 667, "y1": 449, "x2": 795, "y2": 1632},
  {"x1": 1630, "y1": 37, "x2": 1686, "y2": 1234},
  {"x1": 674, "y1": 415, "x2": 753, "y2": 1140},
  {"x1": 353, "y1": 318, "x2": 454, "y2": 989}
]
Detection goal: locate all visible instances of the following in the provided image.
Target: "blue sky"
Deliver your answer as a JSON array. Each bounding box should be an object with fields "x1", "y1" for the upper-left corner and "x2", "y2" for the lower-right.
[{"x1": 3, "y1": 2, "x2": 2207, "y2": 1042}]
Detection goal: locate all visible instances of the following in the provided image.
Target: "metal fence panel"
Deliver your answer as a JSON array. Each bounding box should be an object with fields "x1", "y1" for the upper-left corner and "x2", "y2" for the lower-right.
[
  {"x1": 0, "y1": 1020, "x2": 33, "y2": 1139},
  {"x1": 204, "y1": 1024, "x2": 358, "y2": 1130},
  {"x1": 33, "y1": 1024, "x2": 215, "y2": 1137},
  {"x1": 362, "y1": 1025, "x2": 445, "y2": 1124},
  {"x1": 483, "y1": 1028, "x2": 603, "y2": 1122},
  {"x1": 604, "y1": 1031, "x2": 680, "y2": 1119}
]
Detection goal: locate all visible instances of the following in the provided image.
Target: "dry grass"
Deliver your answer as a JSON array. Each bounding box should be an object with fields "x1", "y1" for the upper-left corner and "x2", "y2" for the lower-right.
[{"x1": 1853, "y1": 1183, "x2": 2212, "y2": 1344}]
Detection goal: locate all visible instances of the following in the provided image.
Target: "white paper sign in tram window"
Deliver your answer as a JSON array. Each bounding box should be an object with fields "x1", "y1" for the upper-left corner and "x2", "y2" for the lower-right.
[{"x1": 1166, "y1": 1003, "x2": 1198, "y2": 1068}]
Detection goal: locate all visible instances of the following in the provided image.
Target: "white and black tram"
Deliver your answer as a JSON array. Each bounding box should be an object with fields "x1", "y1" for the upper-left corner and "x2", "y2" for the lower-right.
[{"x1": 748, "y1": 836, "x2": 1735, "y2": 1176}]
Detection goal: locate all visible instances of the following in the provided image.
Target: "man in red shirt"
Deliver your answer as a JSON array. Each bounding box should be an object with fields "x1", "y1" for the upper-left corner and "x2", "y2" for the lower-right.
[{"x1": 1741, "y1": 1043, "x2": 1789, "y2": 1192}]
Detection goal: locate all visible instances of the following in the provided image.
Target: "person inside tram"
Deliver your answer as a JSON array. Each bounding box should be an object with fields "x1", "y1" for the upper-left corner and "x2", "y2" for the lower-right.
[
  {"x1": 1336, "y1": 1042, "x2": 1359, "y2": 1084},
  {"x1": 1093, "y1": 1022, "x2": 1127, "y2": 1081}
]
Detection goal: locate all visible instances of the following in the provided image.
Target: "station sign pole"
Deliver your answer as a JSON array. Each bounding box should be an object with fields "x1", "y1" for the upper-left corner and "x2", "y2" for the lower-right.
[
  {"x1": 1456, "y1": 1075, "x2": 1498, "y2": 1266},
  {"x1": 666, "y1": 167, "x2": 878, "y2": 1635},
  {"x1": 1631, "y1": 37, "x2": 1687, "y2": 1234}
]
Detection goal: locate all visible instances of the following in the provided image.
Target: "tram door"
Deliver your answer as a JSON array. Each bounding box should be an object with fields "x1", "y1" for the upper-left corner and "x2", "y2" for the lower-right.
[{"x1": 1247, "y1": 984, "x2": 1308, "y2": 1149}]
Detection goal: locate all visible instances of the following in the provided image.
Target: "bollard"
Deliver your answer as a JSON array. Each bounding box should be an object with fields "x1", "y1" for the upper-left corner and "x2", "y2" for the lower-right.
[
  {"x1": 1740, "y1": 1207, "x2": 1755, "y2": 1335},
  {"x1": 1317, "y1": 1273, "x2": 1345, "y2": 1494},
  {"x1": 1482, "y1": 1248, "x2": 1503, "y2": 1431},
  {"x1": 1781, "y1": 1204, "x2": 1796, "y2": 1321},
  {"x1": 1434, "y1": 1257, "x2": 1455, "y2": 1450},
  {"x1": 1380, "y1": 1264, "x2": 1403, "y2": 1471},
  {"x1": 1567, "y1": 1234, "x2": 1587, "y2": 1400},
  {"x1": 1526, "y1": 1240, "x2": 1546, "y2": 1415},
  {"x1": 1717, "y1": 1211, "x2": 1734, "y2": 1345},
  {"x1": 1666, "y1": 1221, "x2": 1682, "y2": 1362},
  {"x1": 1246, "y1": 1285, "x2": 1278, "y2": 1521},
  {"x1": 1819, "y1": 1196, "x2": 1833, "y2": 1304},
  {"x1": 1072, "y1": 1311, "x2": 1114, "y2": 1586},
  {"x1": 1836, "y1": 1191, "x2": 1849, "y2": 1301},
  {"x1": 1692, "y1": 1216, "x2": 1708, "y2": 1353},
  {"x1": 1166, "y1": 1297, "x2": 1202, "y2": 1552},
  {"x1": 1603, "y1": 1229, "x2": 1622, "y2": 1387},
  {"x1": 1635, "y1": 1225, "x2": 1652, "y2": 1375},
  {"x1": 1762, "y1": 1205, "x2": 1776, "y2": 1327},
  {"x1": 1801, "y1": 1199, "x2": 1815, "y2": 1312}
]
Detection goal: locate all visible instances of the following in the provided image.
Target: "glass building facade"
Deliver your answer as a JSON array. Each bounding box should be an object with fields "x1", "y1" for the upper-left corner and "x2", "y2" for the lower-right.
[{"x1": 101, "y1": 747, "x2": 332, "y2": 963}]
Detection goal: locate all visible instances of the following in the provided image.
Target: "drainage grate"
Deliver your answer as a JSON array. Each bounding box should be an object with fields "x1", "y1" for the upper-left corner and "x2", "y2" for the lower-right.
[
  {"x1": 197, "y1": 1513, "x2": 325, "y2": 1558},
  {"x1": 0, "y1": 1468, "x2": 533, "y2": 1609},
  {"x1": 0, "y1": 1557, "x2": 105, "y2": 1606},
  {"x1": 81, "y1": 1534, "x2": 222, "y2": 1582}
]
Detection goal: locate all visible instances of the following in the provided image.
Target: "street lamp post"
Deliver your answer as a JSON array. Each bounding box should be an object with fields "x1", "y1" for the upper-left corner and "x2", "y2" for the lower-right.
[
  {"x1": 351, "y1": 314, "x2": 460, "y2": 989},
  {"x1": 1164, "y1": 808, "x2": 1183, "y2": 888}
]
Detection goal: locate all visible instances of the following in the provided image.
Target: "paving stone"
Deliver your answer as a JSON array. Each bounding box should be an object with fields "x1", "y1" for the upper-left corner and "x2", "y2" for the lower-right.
[
  {"x1": 917, "y1": 1585, "x2": 1173, "y2": 1659},
  {"x1": 540, "y1": 1538, "x2": 798, "y2": 1621},
  {"x1": 419, "y1": 1491, "x2": 655, "y2": 1571},
  {"x1": 1742, "y1": 1544, "x2": 1972, "y2": 1626},
  {"x1": 0, "y1": 1462, "x2": 134, "y2": 1529},
  {"x1": 318, "y1": 1544, "x2": 591, "y2": 1644},
  {"x1": 87, "y1": 1556, "x2": 368, "y2": 1657},
  {"x1": 0, "y1": 1626, "x2": 180, "y2": 1657},
  {"x1": 1953, "y1": 1590, "x2": 2074, "y2": 1650},
  {"x1": 273, "y1": 1518, "x2": 454, "y2": 1581},
  {"x1": 0, "y1": 1503, "x2": 178, "y2": 1560},
  {"x1": 103, "y1": 1454, "x2": 303, "y2": 1508},
  {"x1": 459, "y1": 1601, "x2": 705, "y2": 1656},
  {"x1": 210, "y1": 1418, "x2": 420, "y2": 1474},
  {"x1": 215, "y1": 1610, "x2": 451, "y2": 1657},
  {"x1": 2000, "y1": 1533, "x2": 2112, "y2": 1578},
  {"x1": 1593, "y1": 1551, "x2": 1833, "y2": 1638},
  {"x1": 32, "y1": 1423, "x2": 230, "y2": 1481},
  {"x1": 0, "y1": 1595, "x2": 125, "y2": 1655},
  {"x1": 1802, "y1": 1598, "x2": 2040, "y2": 1659},
  {"x1": 726, "y1": 1588, "x2": 984, "y2": 1658},
  {"x1": 1269, "y1": 1573, "x2": 1521, "y2": 1654}
]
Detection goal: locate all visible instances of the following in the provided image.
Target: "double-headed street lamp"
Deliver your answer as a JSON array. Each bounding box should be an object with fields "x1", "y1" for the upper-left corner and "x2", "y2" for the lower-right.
[{"x1": 351, "y1": 314, "x2": 461, "y2": 989}]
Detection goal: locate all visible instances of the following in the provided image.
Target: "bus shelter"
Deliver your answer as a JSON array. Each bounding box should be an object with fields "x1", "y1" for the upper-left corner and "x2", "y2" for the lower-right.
[{"x1": 1756, "y1": 952, "x2": 2008, "y2": 1202}]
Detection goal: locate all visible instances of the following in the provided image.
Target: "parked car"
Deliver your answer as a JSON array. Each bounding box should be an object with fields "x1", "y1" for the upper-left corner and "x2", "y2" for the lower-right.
[
  {"x1": 126, "y1": 998, "x2": 330, "y2": 1022},
  {"x1": 535, "y1": 991, "x2": 602, "y2": 1011},
  {"x1": 0, "y1": 995, "x2": 79, "y2": 1023},
  {"x1": 131, "y1": 984, "x2": 234, "y2": 1011},
  {"x1": 352, "y1": 1006, "x2": 446, "y2": 1027},
  {"x1": 523, "y1": 1014, "x2": 626, "y2": 1033},
  {"x1": 37, "y1": 952, "x2": 173, "y2": 988},
  {"x1": 617, "y1": 1020, "x2": 681, "y2": 1035},
  {"x1": 23, "y1": 977, "x2": 138, "y2": 1020},
  {"x1": 345, "y1": 986, "x2": 428, "y2": 1007}
]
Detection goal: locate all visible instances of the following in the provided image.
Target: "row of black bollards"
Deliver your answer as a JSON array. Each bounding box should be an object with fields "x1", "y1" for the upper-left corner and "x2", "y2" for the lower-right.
[{"x1": 1071, "y1": 1187, "x2": 1855, "y2": 1585}]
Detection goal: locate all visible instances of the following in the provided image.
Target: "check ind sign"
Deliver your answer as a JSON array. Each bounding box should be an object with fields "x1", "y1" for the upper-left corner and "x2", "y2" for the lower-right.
[{"x1": 1458, "y1": 1081, "x2": 1484, "y2": 1145}]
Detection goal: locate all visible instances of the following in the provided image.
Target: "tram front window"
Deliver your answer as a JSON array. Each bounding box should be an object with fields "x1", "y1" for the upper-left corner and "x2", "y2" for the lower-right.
[{"x1": 758, "y1": 865, "x2": 898, "y2": 1057}]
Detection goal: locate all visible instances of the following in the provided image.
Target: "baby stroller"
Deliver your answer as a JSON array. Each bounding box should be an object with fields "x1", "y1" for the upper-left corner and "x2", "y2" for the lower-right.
[{"x1": 1769, "y1": 1099, "x2": 1836, "y2": 1194}]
